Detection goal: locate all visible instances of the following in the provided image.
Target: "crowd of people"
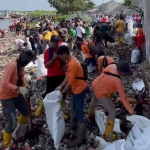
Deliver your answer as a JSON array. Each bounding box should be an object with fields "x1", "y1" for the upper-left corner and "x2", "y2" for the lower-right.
[{"x1": 0, "y1": 10, "x2": 146, "y2": 150}]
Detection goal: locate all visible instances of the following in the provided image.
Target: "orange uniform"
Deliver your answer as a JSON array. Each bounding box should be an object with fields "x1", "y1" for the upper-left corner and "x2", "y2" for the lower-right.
[
  {"x1": 92, "y1": 64, "x2": 133, "y2": 114},
  {"x1": 98, "y1": 56, "x2": 115, "y2": 73},
  {"x1": 0, "y1": 60, "x2": 26, "y2": 100},
  {"x1": 66, "y1": 56, "x2": 87, "y2": 94},
  {"x1": 81, "y1": 42, "x2": 94, "y2": 58}
]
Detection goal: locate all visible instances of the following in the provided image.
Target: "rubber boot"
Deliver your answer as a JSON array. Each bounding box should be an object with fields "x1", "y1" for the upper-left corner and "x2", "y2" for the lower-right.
[
  {"x1": 61, "y1": 101, "x2": 68, "y2": 120},
  {"x1": 12, "y1": 114, "x2": 28, "y2": 141},
  {"x1": 88, "y1": 106, "x2": 96, "y2": 120},
  {"x1": 3, "y1": 130, "x2": 12, "y2": 148},
  {"x1": 68, "y1": 122, "x2": 87, "y2": 147},
  {"x1": 104, "y1": 119, "x2": 117, "y2": 141},
  {"x1": 70, "y1": 111, "x2": 77, "y2": 130},
  {"x1": 35, "y1": 98, "x2": 44, "y2": 117}
]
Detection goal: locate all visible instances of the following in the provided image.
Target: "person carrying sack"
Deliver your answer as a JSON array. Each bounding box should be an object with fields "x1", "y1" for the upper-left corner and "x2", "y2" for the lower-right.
[
  {"x1": 88, "y1": 62, "x2": 134, "y2": 141},
  {"x1": 56, "y1": 45, "x2": 88, "y2": 147},
  {"x1": 0, "y1": 50, "x2": 34, "y2": 150}
]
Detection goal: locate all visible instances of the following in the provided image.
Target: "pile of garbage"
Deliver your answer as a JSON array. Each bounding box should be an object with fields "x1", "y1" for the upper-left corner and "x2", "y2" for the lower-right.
[{"x1": 0, "y1": 34, "x2": 148, "y2": 150}]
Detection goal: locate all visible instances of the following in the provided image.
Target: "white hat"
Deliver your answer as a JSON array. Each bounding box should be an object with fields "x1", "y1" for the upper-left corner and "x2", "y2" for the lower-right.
[{"x1": 35, "y1": 24, "x2": 41, "y2": 28}]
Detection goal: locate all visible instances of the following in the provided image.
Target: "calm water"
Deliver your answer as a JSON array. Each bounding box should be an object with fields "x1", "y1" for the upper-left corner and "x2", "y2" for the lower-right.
[{"x1": 0, "y1": 19, "x2": 14, "y2": 30}]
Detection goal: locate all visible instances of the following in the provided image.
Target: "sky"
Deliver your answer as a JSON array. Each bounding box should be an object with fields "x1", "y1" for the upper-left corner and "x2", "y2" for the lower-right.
[{"x1": 0, "y1": 0, "x2": 124, "y2": 11}]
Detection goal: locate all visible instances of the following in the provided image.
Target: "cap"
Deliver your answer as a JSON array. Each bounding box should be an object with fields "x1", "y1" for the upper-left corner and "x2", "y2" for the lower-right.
[
  {"x1": 35, "y1": 24, "x2": 41, "y2": 28},
  {"x1": 51, "y1": 35, "x2": 59, "y2": 42},
  {"x1": 118, "y1": 62, "x2": 133, "y2": 76}
]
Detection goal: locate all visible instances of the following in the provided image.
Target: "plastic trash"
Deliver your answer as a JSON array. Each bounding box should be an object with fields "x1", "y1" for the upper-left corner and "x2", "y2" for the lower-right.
[
  {"x1": 43, "y1": 91, "x2": 65, "y2": 149},
  {"x1": 132, "y1": 80, "x2": 145, "y2": 91},
  {"x1": 37, "y1": 54, "x2": 47, "y2": 78}
]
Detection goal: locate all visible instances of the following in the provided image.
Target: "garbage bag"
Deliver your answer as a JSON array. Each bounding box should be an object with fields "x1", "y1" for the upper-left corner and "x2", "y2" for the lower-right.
[
  {"x1": 124, "y1": 33, "x2": 135, "y2": 45},
  {"x1": 124, "y1": 115, "x2": 150, "y2": 150},
  {"x1": 95, "y1": 110, "x2": 122, "y2": 135},
  {"x1": 131, "y1": 49, "x2": 141, "y2": 64},
  {"x1": 43, "y1": 91, "x2": 65, "y2": 149},
  {"x1": 37, "y1": 54, "x2": 47, "y2": 78}
]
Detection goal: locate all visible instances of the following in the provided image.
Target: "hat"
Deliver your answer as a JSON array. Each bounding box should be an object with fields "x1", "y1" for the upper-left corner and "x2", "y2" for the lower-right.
[
  {"x1": 35, "y1": 24, "x2": 41, "y2": 28},
  {"x1": 51, "y1": 35, "x2": 59, "y2": 42},
  {"x1": 118, "y1": 62, "x2": 133, "y2": 76}
]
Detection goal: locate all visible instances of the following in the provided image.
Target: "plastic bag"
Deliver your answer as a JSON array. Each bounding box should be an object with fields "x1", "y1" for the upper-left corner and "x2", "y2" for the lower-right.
[
  {"x1": 124, "y1": 115, "x2": 150, "y2": 150},
  {"x1": 124, "y1": 33, "x2": 135, "y2": 45},
  {"x1": 44, "y1": 91, "x2": 65, "y2": 149},
  {"x1": 37, "y1": 54, "x2": 47, "y2": 78},
  {"x1": 131, "y1": 49, "x2": 141, "y2": 64},
  {"x1": 95, "y1": 110, "x2": 122, "y2": 135}
]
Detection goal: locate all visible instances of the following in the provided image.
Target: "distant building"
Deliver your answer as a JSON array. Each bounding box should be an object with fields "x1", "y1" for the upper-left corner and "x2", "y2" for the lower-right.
[
  {"x1": 102, "y1": 0, "x2": 121, "y2": 12},
  {"x1": 0, "y1": 10, "x2": 10, "y2": 17}
]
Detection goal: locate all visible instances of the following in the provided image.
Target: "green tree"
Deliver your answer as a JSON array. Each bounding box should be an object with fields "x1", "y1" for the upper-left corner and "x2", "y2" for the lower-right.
[
  {"x1": 123, "y1": 0, "x2": 142, "y2": 13},
  {"x1": 48, "y1": 0, "x2": 95, "y2": 14}
]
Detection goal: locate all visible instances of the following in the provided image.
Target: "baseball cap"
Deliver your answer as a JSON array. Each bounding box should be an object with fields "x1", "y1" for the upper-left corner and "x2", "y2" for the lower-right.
[
  {"x1": 51, "y1": 35, "x2": 59, "y2": 42},
  {"x1": 118, "y1": 62, "x2": 133, "y2": 76},
  {"x1": 35, "y1": 24, "x2": 41, "y2": 28}
]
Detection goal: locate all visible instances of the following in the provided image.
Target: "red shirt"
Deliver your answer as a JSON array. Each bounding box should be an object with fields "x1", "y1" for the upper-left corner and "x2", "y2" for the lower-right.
[
  {"x1": 135, "y1": 34, "x2": 145, "y2": 49},
  {"x1": 103, "y1": 17, "x2": 107, "y2": 23},
  {"x1": 44, "y1": 44, "x2": 65, "y2": 77}
]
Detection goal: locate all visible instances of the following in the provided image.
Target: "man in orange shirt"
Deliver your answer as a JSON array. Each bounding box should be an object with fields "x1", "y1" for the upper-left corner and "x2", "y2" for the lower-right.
[
  {"x1": 97, "y1": 50, "x2": 115, "y2": 74},
  {"x1": 88, "y1": 62, "x2": 134, "y2": 141},
  {"x1": 79, "y1": 38, "x2": 97, "y2": 72},
  {"x1": 56, "y1": 45, "x2": 88, "y2": 147},
  {"x1": 0, "y1": 50, "x2": 34, "y2": 149}
]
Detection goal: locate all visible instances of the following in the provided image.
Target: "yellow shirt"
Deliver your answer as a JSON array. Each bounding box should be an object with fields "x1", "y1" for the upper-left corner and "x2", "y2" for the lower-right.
[
  {"x1": 116, "y1": 20, "x2": 125, "y2": 32},
  {"x1": 52, "y1": 30, "x2": 58, "y2": 36},
  {"x1": 43, "y1": 31, "x2": 52, "y2": 40}
]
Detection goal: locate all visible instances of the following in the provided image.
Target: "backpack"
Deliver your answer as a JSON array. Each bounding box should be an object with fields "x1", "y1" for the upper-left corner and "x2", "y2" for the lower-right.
[
  {"x1": 75, "y1": 62, "x2": 88, "y2": 81},
  {"x1": 103, "y1": 56, "x2": 116, "y2": 68},
  {"x1": 84, "y1": 43, "x2": 98, "y2": 56}
]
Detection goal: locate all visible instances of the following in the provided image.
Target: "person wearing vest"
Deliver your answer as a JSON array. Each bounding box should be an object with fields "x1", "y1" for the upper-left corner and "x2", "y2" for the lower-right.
[
  {"x1": 35, "y1": 35, "x2": 67, "y2": 120},
  {"x1": 56, "y1": 45, "x2": 88, "y2": 147},
  {"x1": 0, "y1": 51, "x2": 34, "y2": 150},
  {"x1": 97, "y1": 50, "x2": 115, "y2": 74},
  {"x1": 88, "y1": 62, "x2": 134, "y2": 141}
]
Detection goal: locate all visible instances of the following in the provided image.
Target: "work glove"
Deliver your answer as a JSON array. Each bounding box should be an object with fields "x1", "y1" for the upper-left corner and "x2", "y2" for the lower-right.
[
  {"x1": 58, "y1": 92, "x2": 63, "y2": 103},
  {"x1": 55, "y1": 86, "x2": 62, "y2": 91}
]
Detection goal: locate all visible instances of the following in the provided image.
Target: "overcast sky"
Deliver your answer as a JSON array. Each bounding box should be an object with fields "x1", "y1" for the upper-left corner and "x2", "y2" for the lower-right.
[{"x1": 0, "y1": 0, "x2": 124, "y2": 11}]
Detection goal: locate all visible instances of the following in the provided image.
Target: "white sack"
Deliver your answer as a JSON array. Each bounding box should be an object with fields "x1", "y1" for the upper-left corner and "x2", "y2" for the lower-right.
[
  {"x1": 131, "y1": 49, "x2": 141, "y2": 64},
  {"x1": 43, "y1": 91, "x2": 65, "y2": 149},
  {"x1": 95, "y1": 110, "x2": 122, "y2": 135},
  {"x1": 124, "y1": 115, "x2": 150, "y2": 150},
  {"x1": 37, "y1": 54, "x2": 47, "y2": 78}
]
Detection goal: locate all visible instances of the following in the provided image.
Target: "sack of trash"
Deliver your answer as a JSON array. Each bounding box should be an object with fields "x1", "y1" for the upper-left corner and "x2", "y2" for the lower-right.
[
  {"x1": 43, "y1": 91, "x2": 65, "y2": 149},
  {"x1": 124, "y1": 32, "x2": 135, "y2": 45},
  {"x1": 131, "y1": 49, "x2": 141, "y2": 64},
  {"x1": 37, "y1": 54, "x2": 47, "y2": 78},
  {"x1": 124, "y1": 115, "x2": 150, "y2": 150},
  {"x1": 95, "y1": 110, "x2": 122, "y2": 135}
]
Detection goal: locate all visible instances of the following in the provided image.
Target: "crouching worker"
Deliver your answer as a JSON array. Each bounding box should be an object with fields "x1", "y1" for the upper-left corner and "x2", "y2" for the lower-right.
[
  {"x1": 0, "y1": 50, "x2": 34, "y2": 150},
  {"x1": 56, "y1": 45, "x2": 88, "y2": 147},
  {"x1": 88, "y1": 62, "x2": 134, "y2": 141}
]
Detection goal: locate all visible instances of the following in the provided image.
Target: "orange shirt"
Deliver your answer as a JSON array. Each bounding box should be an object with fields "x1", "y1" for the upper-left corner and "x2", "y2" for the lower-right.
[
  {"x1": 92, "y1": 64, "x2": 133, "y2": 114},
  {"x1": 66, "y1": 56, "x2": 87, "y2": 94},
  {"x1": 98, "y1": 56, "x2": 115, "y2": 73},
  {"x1": 81, "y1": 42, "x2": 94, "y2": 58},
  {"x1": 0, "y1": 60, "x2": 25, "y2": 100}
]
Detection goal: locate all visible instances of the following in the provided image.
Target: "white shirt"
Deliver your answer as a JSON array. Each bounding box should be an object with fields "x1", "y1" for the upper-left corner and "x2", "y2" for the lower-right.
[
  {"x1": 15, "y1": 39, "x2": 24, "y2": 47},
  {"x1": 76, "y1": 26, "x2": 82, "y2": 37}
]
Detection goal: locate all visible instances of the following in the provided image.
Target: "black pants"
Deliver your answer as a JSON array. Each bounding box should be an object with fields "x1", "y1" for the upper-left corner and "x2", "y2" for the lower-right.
[
  {"x1": 16, "y1": 30, "x2": 20, "y2": 35},
  {"x1": 1, "y1": 93, "x2": 28, "y2": 133},
  {"x1": 43, "y1": 74, "x2": 66, "y2": 98}
]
